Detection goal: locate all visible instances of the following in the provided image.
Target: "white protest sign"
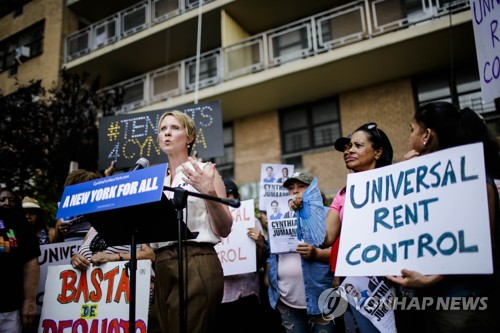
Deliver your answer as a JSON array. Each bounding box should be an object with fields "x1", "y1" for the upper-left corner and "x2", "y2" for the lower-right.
[
  {"x1": 215, "y1": 199, "x2": 257, "y2": 276},
  {"x1": 341, "y1": 276, "x2": 397, "y2": 333},
  {"x1": 336, "y1": 143, "x2": 492, "y2": 276},
  {"x1": 258, "y1": 163, "x2": 294, "y2": 210},
  {"x1": 37, "y1": 241, "x2": 81, "y2": 314},
  {"x1": 267, "y1": 195, "x2": 299, "y2": 253},
  {"x1": 471, "y1": 1, "x2": 500, "y2": 102},
  {"x1": 39, "y1": 260, "x2": 151, "y2": 332}
]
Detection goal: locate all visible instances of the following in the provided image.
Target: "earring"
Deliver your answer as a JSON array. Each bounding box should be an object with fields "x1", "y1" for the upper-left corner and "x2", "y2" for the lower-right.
[
  {"x1": 187, "y1": 144, "x2": 191, "y2": 149},
  {"x1": 375, "y1": 156, "x2": 379, "y2": 160},
  {"x1": 423, "y1": 141, "x2": 427, "y2": 146}
]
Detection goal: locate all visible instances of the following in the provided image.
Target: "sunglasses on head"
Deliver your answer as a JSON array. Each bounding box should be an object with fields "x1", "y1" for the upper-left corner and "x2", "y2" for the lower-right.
[{"x1": 360, "y1": 122, "x2": 381, "y2": 140}]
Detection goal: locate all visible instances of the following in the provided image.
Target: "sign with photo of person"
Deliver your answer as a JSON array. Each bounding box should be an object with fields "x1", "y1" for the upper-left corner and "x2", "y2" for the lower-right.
[
  {"x1": 336, "y1": 143, "x2": 492, "y2": 276},
  {"x1": 258, "y1": 163, "x2": 294, "y2": 210},
  {"x1": 98, "y1": 101, "x2": 224, "y2": 169},
  {"x1": 267, "y1": 195, "x2": 299, "y2": 254},
  {"x1": 340, "y1": 276, "x2": 397, "y2": 333}
]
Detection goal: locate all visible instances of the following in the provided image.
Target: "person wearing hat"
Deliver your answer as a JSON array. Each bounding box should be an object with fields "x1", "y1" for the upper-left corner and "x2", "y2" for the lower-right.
[
  {"x1": 22, "y1": 196, "x2": 52, "y2": 245},
  {"x1": 323, "y1": 122, "x2": 393, "y2": 333},
  {"x1": 266, "y1": 171, "x2": 335, "y2": 333},
  {"x1": 216, "y1": 179, "x2": 268, "y2": 333}
]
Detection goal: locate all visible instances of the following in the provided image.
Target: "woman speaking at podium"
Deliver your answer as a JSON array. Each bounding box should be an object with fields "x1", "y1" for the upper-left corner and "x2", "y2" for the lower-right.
[{"x1": 152, "y1": 110, "x2": 233, "y2": 333}]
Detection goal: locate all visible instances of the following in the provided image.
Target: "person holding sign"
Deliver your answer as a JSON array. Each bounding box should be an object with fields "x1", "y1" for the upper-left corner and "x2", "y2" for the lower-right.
[
  {"x1": 54, "y1": 170, "x2": 100, "y2": 243},
  {"x1": 0, "y1": 206, "x2": 40, "y2": 333},
  {"x1": 22, "y1": 197, "x2": 53, "y2": 245},
  {"x1": 386, "y1": 101, "x2": 500, "y2": 332},
  {"x1": 266, "y1": 172, "x2": 335, "y2": 333},
  {"x1": 324, "y1": 123, "x2": 393, "y2": 266},
  {"x1": 152, "y1": 110, "x2": 232, "y2": 333},
  {"x1": 216, "y1": 179, "x2": 267, "y2": 333},
  {"x1": 323, "y1": 122, "x2": 393, "y2": 333},
  {"x1": 70, "y1": 227, "x2": 155, "y2": 269}
]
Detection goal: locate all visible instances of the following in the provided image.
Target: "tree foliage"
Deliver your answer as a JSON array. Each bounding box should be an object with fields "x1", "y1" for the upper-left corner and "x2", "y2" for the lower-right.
[{"x1": 0, "y1": 69, "x2": 122, "y2": 214}]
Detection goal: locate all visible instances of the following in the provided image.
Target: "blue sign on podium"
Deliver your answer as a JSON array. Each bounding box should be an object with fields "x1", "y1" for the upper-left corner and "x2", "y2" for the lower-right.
[{"x1": 55, "y1": 164, "x2": 168, "y2": 219}]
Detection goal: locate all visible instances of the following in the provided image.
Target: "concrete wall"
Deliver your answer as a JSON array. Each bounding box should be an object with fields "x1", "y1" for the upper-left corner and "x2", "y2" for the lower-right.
[
  {"x1": 233, "y1": 77, "x2": 416, "y2": 201},
  {"x1": 234, "y1": 110, "x2": 282, "y2": 184}
]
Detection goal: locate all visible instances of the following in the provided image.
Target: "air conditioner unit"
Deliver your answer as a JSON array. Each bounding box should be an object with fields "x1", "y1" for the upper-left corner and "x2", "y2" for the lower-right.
[{"x1": 15, "y1": 46, "x2": 30, "y2": 64}]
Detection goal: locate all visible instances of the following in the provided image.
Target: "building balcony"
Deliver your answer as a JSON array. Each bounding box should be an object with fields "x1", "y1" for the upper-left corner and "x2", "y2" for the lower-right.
[{"x1": 89, "y1": 0, "x2": 472, "y2": 117}]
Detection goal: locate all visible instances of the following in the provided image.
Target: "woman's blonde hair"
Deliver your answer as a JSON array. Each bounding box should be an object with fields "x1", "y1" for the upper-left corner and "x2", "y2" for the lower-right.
[{"x1": 158, "y1": 110, "x2": 197, "y2": 155}]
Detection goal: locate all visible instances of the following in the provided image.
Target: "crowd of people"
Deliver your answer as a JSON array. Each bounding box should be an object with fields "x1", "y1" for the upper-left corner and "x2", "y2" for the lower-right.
[{"x1": 1, "y1": 101, "x2": 499, "y2": 333}]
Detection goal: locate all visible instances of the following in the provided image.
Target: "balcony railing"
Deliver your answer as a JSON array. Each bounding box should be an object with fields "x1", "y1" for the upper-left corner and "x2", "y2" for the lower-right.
[
  {"x1": 65, "y1": 0, "x2": 214, "y2": 62},
  {"x1": 96, "y1": 0, "x2": 470, "y2": 113}
]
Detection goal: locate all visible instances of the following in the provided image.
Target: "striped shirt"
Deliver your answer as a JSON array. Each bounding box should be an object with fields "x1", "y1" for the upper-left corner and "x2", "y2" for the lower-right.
[{"x1": 78, "y1": 227, "x2": 130, "y2": 260}]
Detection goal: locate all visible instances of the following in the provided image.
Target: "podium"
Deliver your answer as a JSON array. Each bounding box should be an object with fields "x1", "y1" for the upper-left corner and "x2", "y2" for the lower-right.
[
  {"x1": 55, "y1": 163, "x2": 238, "y2": 333},
  {"x1": 85, "y1": 193, "x2": 196, "y2": 246},
  {"x1": 85, "y1": 193, "x2": 197, "y2": 333}
]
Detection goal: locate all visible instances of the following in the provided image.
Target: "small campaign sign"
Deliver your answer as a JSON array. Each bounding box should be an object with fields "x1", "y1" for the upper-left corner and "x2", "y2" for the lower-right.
[
  {"x1": 55, "y1": 164, "x2": 167, "y2": 218},
  {"x1": 259, "y1": 163, "x2": 294, "y2": 210}
]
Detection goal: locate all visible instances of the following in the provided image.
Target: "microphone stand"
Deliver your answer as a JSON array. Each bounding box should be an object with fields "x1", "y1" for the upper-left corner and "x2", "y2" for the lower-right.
[
  {"x1": 127, "y1": 232, "x2": 138, "y2": 333},
  {"x1": 164, "y1": 185, "x2": 239, "y2": 333}
]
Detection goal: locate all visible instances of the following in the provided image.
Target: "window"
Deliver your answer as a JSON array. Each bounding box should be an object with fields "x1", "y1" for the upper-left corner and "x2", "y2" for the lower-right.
[
  {"x1": 280, "y1": 97, "x2": 340, "y2": 166},
  {"x1": 414, "y1": 67, "x2": 500, "y2": 137},
  {"x1": 0, "y1": 20, "x2": 44, "y2": 73},
  {"x1": 0, "y1": 0, "x2": 33, "y2": 19},
  {"x1": 270, "y1": 25, "x2": 311, "y2": 64},
  {"x1": 185, "y1": 54, "x2": 219, "y2": 90},
  {"x1": 210, "y1": 123, "x2": 234, "y2": 180}
]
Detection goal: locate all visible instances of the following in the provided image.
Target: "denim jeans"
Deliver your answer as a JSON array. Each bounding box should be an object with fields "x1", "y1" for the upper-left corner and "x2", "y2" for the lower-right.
[{"x1": 277, "y1": 301, "x2": 335, "y2": 333}]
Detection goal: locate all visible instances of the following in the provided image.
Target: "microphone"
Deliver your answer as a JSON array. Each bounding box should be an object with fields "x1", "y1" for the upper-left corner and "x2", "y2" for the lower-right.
[
  {"x1": 221, "y1": 198, "x2": 241, "y2": 208},
  {"x1": 131, "y1": 157, "x2": 150, "y2": 171}
]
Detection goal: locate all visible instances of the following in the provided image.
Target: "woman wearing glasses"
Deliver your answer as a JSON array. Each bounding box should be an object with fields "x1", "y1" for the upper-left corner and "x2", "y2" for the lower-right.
[
  {"x1": 386, "y1": 101, "x2": 500, "y2": 332},
  {"x1": 323, "y1": 122, "x2": 393, "y2": 332}
]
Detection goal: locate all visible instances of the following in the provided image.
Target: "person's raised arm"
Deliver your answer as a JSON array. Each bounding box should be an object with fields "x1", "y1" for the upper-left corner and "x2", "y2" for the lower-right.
[{"x1": 323, "y1": 209, "x2": 341, "y2": 248}]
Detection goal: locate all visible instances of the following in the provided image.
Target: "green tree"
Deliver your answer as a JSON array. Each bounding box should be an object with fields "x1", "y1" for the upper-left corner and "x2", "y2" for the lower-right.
[{"x1": 0, "y1": 69, "x2": 122, "y2": 215}]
